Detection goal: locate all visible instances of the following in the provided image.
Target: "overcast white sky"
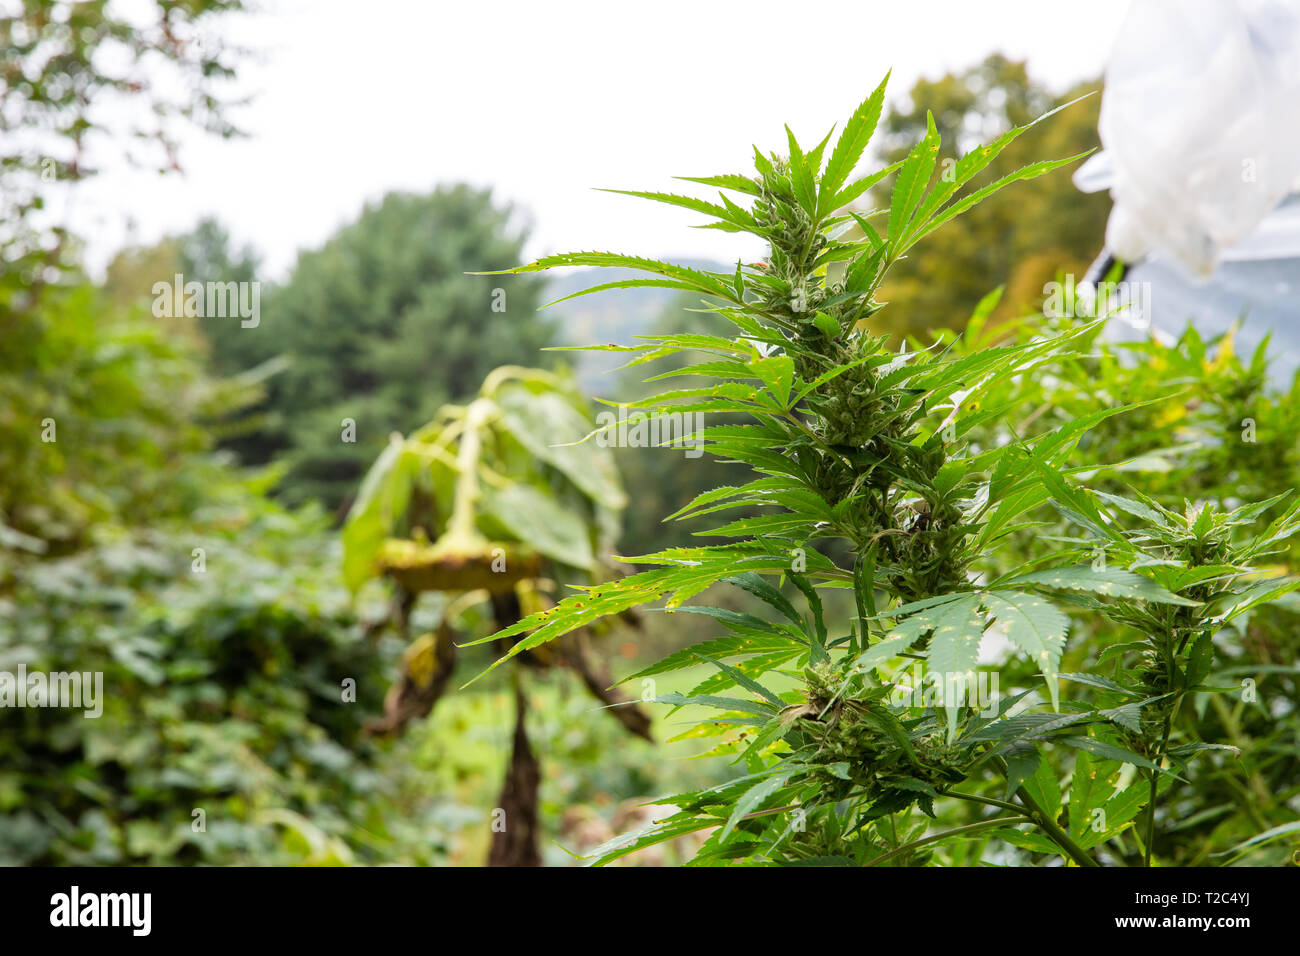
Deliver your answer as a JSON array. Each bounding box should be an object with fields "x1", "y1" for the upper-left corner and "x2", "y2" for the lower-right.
[{"x1": 69, "y1": 0, "x2": 1135, "y2": 279}]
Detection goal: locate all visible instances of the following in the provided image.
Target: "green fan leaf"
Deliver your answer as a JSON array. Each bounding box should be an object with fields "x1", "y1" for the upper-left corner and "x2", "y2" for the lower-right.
[
  {"x1": 919, "y1": 593, "x2": 986, "y2": 739},
  {"x1": 820, "y1": 72, "x2": 890, "y2": 202},
  {"x1": 985, "y1": 590, "x2": 1070, "y2": 710},
  {"x1": 1004, "y1": 565, "x2": 1196, "y2": 606}
]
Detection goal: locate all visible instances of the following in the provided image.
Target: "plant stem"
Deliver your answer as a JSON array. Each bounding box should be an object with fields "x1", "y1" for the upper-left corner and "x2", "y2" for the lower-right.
[
  {"x1": 1014, "y1": 785, "x2": 1100, "y2": 867},
  {"x1": 1142, "y1": 616, "x2": 1186, "y2": 868},
  {"x1": 944, "y1": 790, "x2": 1031, "y2": 816},
  {"x1": 992, "y1": 756, "x2": 1100, "y2": 867},
  {"x1": 445, "y1": 399, "x2": 492, "y2": 541},
  {"x1": 1144, "y1": 711, "x2": 1173, "y2": 867}
]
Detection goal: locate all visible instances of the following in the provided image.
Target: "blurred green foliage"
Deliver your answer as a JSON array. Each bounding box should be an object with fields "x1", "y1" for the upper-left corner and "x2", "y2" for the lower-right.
[
  {"x1": 1, "y1": 508, "x2": 417, "y2": 865},
  {"x1": 412, "y1": 672, "x2": 725, "y2": 865},
  {"x1": 0, "y1": 278, "x2": 690, "y2": 866},
  {"x1": 0, "y1": 284, "x2": 210, "y2": 547},
  {"x1": 0, "y1": 275, "x2": 444, "y2": 864}
]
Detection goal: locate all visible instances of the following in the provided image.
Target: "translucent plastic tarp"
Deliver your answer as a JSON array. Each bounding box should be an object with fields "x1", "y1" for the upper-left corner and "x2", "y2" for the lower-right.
[{"x1": 1086, "y1": 0, "x2": 1300, "y2": 274}]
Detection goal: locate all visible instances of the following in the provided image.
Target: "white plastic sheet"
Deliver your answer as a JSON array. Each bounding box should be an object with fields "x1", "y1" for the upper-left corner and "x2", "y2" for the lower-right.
[{"x1": 1094, "y1": 0, "x2": 1300, "y2": 275}]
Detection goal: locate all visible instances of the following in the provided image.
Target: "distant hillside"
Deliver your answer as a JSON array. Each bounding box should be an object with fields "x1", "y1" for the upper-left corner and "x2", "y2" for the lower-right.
[{"x1": 543, "y1": 259, "x2": 728, "y2": 393}]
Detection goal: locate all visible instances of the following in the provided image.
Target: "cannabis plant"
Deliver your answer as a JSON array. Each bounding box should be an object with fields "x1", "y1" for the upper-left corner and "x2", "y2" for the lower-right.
[
  {"x1": 942, "y1": 315, "x2": 1300, "y2": 864},
  {"x1": 473, "y1": 75, "x2": 1300, "y2": 866}
]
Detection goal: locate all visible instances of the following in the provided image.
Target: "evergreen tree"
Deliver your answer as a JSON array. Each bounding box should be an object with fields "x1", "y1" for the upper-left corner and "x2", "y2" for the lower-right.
[{"x1": 256, "y1": 186, "x2": 554, "y2": 509}]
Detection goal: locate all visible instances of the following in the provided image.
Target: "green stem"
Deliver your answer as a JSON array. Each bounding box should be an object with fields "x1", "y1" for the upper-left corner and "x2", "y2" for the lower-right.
[
  {"x1": 1141, "y1": 615, "x2": 1185, "y2": 868},
  {"x1": 1012, "y1": 782, "x2": 1101, "y2": 868},
  {"x1": 445, "y1": 399, "x2": 492, "y2": 541},
  {"x1": 993, "y1": 756, "x2": 1100, "y2": 867},
  {"x1": 1144, "y1": 711, "x2": 1173, "y2": 867},
  {"x1": 944, "y1": 790, "x2": 1031, "y2": 817}
]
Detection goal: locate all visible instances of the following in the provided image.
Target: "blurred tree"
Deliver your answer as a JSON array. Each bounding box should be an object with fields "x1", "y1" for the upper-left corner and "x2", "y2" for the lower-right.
[
  {"x1": 175, "y1": 218, "x2": 264, "y2": 375},
  {"x1": 868, "y1": 55, "x2": 1109, "y2": 339},
  {"x1": 0, "y1": 0, "x2": 246, "y2": 283},
  {"x1": 98, "y1": 223, "x2": 287, "y2": 461},
  {"x1": 103, "y1": 238, "x2": 181, "y2": 309},
  {"x1": 247, "y1": 186, "x2": 556, "y2": 511}
]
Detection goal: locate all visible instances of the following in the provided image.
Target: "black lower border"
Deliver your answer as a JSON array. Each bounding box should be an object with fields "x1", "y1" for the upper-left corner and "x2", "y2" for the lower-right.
[{"x1": 0, "y1": 864, "x2": 1282, "y2": 941}]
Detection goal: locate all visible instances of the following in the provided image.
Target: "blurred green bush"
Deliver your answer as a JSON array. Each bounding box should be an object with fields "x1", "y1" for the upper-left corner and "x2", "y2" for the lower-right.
[{"x1": 0, "y1": 283, "x2": 447, "y2": 864}]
